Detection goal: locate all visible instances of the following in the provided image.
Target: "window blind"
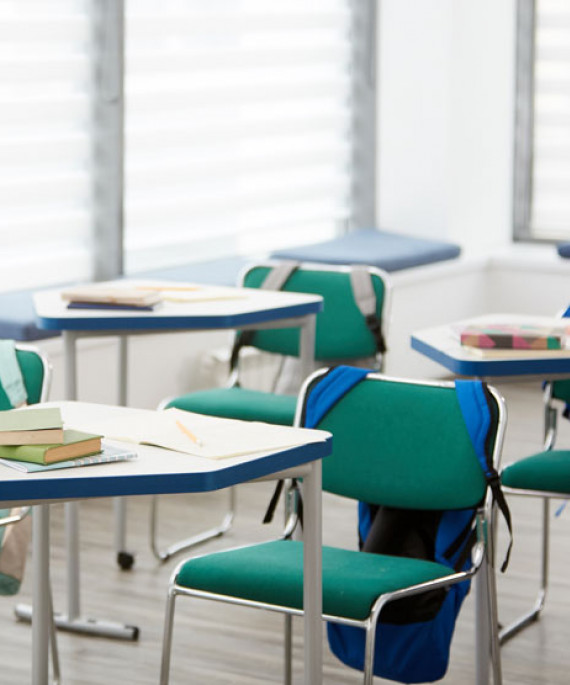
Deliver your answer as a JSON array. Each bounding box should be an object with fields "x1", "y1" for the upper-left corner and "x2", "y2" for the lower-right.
[
  {"x1": 0, "y1": 0, "x2": 94, "y2": 292},
  {"x1": 124, "y1": 0, "x2": 353, "y2": 273},
  {"x1": 530, "y1": 0, "x2": 570, "y2": 239}
]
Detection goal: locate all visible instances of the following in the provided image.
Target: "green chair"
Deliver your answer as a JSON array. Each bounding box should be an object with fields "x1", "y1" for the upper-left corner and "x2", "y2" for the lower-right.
[
  {"x1": 500, "y1": 375, "x2": 570, "y2": 644},
  {"x1": 150, "y1": 262, "x2": 391, "y2": 561},
  {"x1": 159, "y1": 372, "x2": 505, "y2": 684},
  {"x1": 0, "y1": 342, "x2": 60, "y2": 683}
]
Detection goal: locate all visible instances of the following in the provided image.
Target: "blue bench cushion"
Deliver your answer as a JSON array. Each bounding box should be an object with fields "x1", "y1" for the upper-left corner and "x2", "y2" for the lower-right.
[
  {"x1": 270, "y1": 228, "x2": 461, "y2": 273},
  {"x1": 557, "y1": 242, "x2": 570, "y2": 259},
  {"x1": 0, "y1": 290, "x2": 59, "y2": 342}
]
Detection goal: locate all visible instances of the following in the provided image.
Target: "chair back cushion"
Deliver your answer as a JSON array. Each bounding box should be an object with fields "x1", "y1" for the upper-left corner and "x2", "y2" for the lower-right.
[
  {"x1": 312, "y1": 376, "x2": 489, "y2": 510},
  {"x1": 242, "y1": 265, "x2": 387, "y2": 361},
  {"x1": 0, "y1": 347, "x2": 46, "y2": 410},
  {"x1": 552, "y1": 379, "x2": 570, "y2": 405}
]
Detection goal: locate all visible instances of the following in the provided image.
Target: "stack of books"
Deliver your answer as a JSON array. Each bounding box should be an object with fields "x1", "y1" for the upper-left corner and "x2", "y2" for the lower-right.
[
  {"x1": 459, "y1": 322, "x2": 570, "y2": 357},
  {"x1": 60, "y1": 283, "x2": 162, "y2": 311},
  {"x1": 0, "y1": 407, "x2": 136, "y2": 473}
]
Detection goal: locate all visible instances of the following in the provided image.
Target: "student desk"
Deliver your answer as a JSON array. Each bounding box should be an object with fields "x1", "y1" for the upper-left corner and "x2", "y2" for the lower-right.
[
  {"x1": 411, "y1": 313, "x2": 570, "y2": 685},
  {"x1": 32, "y1": 281, "x2": 323, "y2": 640},
  {"x1": 411, "y1": 314, "x2": 570, "y2": 379},
  {"x1": 0, "y1": 401, "x2": 331, "y2": 685}
]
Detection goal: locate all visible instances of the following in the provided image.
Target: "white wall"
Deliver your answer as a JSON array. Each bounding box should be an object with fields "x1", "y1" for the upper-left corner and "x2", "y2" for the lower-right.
[
  {"x1": 33, "y1": 2, "x2": 570, "y2": 401},
  {"x1": 377, "y1": 0, "x2": 516, "y2": 252}
]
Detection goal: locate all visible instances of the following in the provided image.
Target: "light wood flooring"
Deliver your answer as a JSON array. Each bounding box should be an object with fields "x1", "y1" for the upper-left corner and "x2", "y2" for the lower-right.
[{"x1": 2, "y1": 381, "x2": 570, "y2": 684}]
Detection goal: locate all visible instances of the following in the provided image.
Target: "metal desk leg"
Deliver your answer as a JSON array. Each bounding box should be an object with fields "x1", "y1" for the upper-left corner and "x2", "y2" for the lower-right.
[
  {"x1": 115, "y1": 335, "x2": 134, "y2": 570},
  {"x1": 16, "y1": 331, "x2": 139, "y2": 641},
  {"x1": 299, "y1": 314, "x2": 317, "y2": 382},
  {"x1": 303, "y1": 459, "x2": 322, "y2": 685},
  {"x1": 32, "y1": 504, "x2": 50, "y2": 685},
  {"x1": 475, "y1": 556, "x2": 491, "y2": 685}
]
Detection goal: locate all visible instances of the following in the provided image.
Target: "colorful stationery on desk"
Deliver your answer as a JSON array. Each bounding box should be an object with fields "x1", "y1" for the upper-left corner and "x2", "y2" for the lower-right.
[
  {"x1": 459, "y1": 320, "x2": 570, "y2": 357},
  {"x1": 79, "y1": 406, "x2": 325, "y2": 460}
]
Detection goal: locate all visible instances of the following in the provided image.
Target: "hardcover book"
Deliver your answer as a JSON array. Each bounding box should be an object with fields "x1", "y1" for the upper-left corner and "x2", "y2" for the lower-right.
[
  {"x1": 0, "y1": 430, "x2": 102, "y2": 465},
  {"x1": 60, "y1": 284, "x2": 162, "y2": 309},
  {"x1": 0, "y1": 407, "x2": 64, "y2": 446}
]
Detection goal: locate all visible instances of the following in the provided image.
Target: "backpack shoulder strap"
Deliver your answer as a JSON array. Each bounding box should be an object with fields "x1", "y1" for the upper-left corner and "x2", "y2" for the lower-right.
[
  {"x1": 263, "y1": 365, "x2": 369, "y2": 525},
  {"x1": 0, "y1": 341, "x2": 27, "y2": 408},
  {"x1": 349, "y1": 268, "x2": 386, "y2": 355},
  {"x1": 302, "y1": 365, "x2": 370, "y2": 428},
  {"x1": 454, "y1": 379, "x2": 513, "y2": 572},
  {"x1": 230, "y1": 261, "x2": 300, "y2": 372}
]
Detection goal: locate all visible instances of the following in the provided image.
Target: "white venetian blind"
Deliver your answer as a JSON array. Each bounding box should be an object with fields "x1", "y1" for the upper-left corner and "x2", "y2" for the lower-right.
[
  {"x1": 531, "y1": 0, "x2": 570, "y2": 239},
  {"x1": 124, "y1": 0, "x2": 353, "y2": 273},
  {"x1": 0, "y1": 0, "x2": 94, "y2": 292}
]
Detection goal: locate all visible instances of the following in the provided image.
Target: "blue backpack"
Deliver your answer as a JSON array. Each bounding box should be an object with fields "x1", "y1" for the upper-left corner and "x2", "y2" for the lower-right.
[{"x1": 302, "y1": 366, "x2": 512, "y2": 684}]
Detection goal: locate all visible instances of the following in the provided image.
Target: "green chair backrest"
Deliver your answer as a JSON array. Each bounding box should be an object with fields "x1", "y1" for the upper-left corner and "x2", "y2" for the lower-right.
[
  {"x1": 552, "y1": 307, "x2": 570, "y2": 403},
  {"x1": 306, "y1": 374, "x2": 495, "y2": 511},
  {"x1": 241, "y1": 264, "x2": 388, "y2": 361},
  {"x1": 552, "y1": 379, "x2": 570, "y2": 405},
  {"x1": 0, "y1": 345, "x2": 47, "y2": 596},
  {"x1": 0, "y1": 346, "x2": 48, "y2": 410}
]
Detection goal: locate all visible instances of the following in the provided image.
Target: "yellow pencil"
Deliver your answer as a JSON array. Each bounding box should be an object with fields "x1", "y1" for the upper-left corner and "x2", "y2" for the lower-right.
[{"x1": 176, "y1": 420, "x2": 204, "y2": 447}]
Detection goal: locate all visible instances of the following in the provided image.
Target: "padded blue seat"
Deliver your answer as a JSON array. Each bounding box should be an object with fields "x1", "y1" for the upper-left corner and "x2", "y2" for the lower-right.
[
  {"x1": 0, "y1": 289, "x2": 59, "y2": 342},
  {"x1": 557, "y1": 242, "x2": 570, "y2": 259},
  {"x1": 271, "y1": 228, "x2": 461, "y2": 272}
]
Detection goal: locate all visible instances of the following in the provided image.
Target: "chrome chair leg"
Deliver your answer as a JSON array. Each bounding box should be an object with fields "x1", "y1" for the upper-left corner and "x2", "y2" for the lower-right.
[
  {"x1": 485, "y1": 539, "x2": 502, "y2": 684},
  {"x1": 48, "y1": 587, "x2": 61, "y2": 685},
  {"x1": 499, "y1": 498, "x2": 549, "y2": 644},
  {"x1": 159, "y1": 587, "x2": 178, "y2": 685},
  {"x1": 284, "y1": 614, "x2": 292, "y2": 685},
  {"x1": 363, "y1": 614, "x2": 378, "y2": 685},
  {"x1": 150, "y1": 488, "x2": 236, "y2": 563}
]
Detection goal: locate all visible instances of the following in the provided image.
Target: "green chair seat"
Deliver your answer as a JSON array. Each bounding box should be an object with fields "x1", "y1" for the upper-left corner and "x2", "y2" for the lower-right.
[
  {"x1": 176, "y1": 539, "x2": 454, "y2": 621},
  {"x1": 0, "y1": 509, "x2": 20, "y2": 596},
  {"x1": 166, "y1": 387, "x2": 297, "y2": 426},
  {"x1": 501, "y1": 450, "x2": 570, "y2": 494}
]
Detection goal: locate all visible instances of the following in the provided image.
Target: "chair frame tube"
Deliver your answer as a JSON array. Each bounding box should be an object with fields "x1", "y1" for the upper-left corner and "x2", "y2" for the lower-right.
[
  {"x1": 149, "y1": 263, "x2": 392, "y2": 563},
  {"x1": 159, "y1": 513, "x2": 501, "y2": 684},
  {"x1": 158, "y1": 373, "x2": 505, "y2": 684},
  {"x1": 499, "y1": 383, "x2": 567, "y2": 645}
]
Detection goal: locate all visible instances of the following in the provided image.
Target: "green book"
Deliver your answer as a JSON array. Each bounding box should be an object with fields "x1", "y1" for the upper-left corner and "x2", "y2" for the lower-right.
[
  {"x1": 0, "y1": 429, "x2": 102, "y2": 465},
  {"x1": 0, "y1": 407, "x2": 64, "y2": 445}
]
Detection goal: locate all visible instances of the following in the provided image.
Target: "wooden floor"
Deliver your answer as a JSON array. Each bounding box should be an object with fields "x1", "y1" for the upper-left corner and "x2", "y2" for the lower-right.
[{"x1": 2, "y1": 380, "x2": 570, "y2": 684}]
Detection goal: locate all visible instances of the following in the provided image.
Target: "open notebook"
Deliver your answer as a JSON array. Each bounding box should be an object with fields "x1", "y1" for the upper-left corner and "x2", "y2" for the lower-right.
[{"x1": 76, "y1": 407, "x2": 326, "y2": 460}]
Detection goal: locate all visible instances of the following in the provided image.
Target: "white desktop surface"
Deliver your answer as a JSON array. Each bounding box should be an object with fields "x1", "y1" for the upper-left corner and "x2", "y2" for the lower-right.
[
  {"x1": 412, "y1": 313, "x2": 570, "y2": 379},
  {"x1": 0, "y1": 402, "x2": 330, "y2": 504},
  {"x1": 2, "y1": 402, "x2": 331, "y2": 685},
  {"x1": 31, "y1": 279, "x2": 323, "y2": 653},
  {"x1": 34, "y1": 280, "x2": 323, "y2": 332}
]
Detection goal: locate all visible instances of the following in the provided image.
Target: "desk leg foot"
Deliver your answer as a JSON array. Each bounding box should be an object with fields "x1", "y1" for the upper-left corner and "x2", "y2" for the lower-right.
[
  {"x1": 15, "y1": 603, "x2": 140, "y2": 641},
  {"x1": 117, "y1": 551, "x2": 135, "y2": 571}
]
